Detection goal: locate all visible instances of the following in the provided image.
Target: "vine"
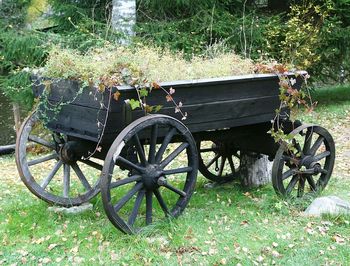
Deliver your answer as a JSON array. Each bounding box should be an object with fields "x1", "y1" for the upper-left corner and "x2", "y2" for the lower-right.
[
  {"x1": 35, "y1": 64, "x2": 187, "y2": 159},
  {"x1": 255, "y1": 62, "x2": 314, "y2": 153}
]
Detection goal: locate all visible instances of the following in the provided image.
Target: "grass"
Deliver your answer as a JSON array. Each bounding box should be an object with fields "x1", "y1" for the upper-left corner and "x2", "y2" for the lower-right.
[{"x1": 0, "y1": 84, "x2": 349, "y2": 265}]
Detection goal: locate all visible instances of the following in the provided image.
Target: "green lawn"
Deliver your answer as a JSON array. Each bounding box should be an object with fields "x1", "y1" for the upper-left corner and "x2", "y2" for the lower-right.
[{"x1": 0, "y1": 84, "x2": 349, "y2": 265}]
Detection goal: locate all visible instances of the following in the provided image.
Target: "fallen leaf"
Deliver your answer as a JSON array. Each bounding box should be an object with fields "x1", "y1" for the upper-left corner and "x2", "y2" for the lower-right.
[
  {"x1": 220, "y1": 258, "x2": 227, "y2": 265},
  {"x1": 271, "y1": 250, "x2": 281, "y2": 258},
  {"x1": 48, "y1": 243, "x2": 58, "y2": 251},
  {"x1": 240, "y1": 220, "x2": 249, "y2": 227},
  {"x1": 332, "y1": 234, "x2": 346, "y2": 244},
  {"x1": 42, "y1": 258, "x2": 51, "y2": 264},
  {"x1": 70, "y1": 246, "x2": 79, "y2": 254}
]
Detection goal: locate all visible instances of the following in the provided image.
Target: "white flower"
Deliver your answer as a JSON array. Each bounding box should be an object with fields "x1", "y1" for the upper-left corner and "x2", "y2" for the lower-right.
[{"x1": 290, "y1": 78, "x2": 296, "y2": 86}]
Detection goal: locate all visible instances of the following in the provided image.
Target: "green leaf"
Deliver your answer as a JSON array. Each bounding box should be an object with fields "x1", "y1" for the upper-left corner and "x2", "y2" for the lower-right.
[
  {"x1": 139, "y1": 88, "x2": 149, "y2": 97},
  {"x1": 154, "y1": 105, "x2": 163, "y2": 112},
  {"x1": 129, "y1": 99, "x2": 141, "y2": 110}
]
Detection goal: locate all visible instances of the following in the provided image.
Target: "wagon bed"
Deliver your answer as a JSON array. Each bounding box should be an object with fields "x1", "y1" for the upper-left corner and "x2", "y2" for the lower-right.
[{"x1": 33, "y1": 73, "x2": 298, "y2": 143}]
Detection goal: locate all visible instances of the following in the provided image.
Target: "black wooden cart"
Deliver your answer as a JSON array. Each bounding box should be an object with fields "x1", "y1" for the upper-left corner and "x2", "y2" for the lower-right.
[{"x1": 16, "y1": 73, "x2": 335, "y2": 234}]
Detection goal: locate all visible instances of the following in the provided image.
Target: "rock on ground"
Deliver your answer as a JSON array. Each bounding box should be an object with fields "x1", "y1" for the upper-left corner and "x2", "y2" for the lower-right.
[
  {"x1": 304, "y1": 196, "x2": 350, "y2": 217},
  {"x1": 48, "y1": 203, "x2": 93, "y2": 215}
]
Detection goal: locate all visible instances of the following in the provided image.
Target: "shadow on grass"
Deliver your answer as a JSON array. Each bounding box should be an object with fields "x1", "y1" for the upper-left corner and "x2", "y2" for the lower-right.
[{"x1": 312, "y1": 84, "x2": 350, "y2": 105}]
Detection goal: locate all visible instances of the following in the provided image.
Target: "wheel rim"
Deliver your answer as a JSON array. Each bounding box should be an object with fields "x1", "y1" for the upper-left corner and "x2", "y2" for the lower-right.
[
  {"x1": 197, "y1": 140, "x2": 240, "y2": 183},
  {"x1": 15, "y1": 112, "x2": 101, "y2": 206},
  {"x1": 272, "y1": 125, "x2": 335, "y2": 198},
  {"x1": 101, "y1": 115, "x2": 198, "y2": 234}
]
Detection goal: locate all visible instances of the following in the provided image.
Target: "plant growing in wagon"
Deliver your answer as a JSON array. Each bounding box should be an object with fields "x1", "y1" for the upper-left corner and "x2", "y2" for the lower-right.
[{"x1": 16, "y1": 45, "x2": 335, "y2": 234}]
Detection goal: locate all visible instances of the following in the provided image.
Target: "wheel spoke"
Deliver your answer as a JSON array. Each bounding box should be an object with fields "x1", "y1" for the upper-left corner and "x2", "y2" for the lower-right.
[
  {"x1": 313, "y1": 151, "x2": 330, "y2": 162},
  {"x1": 228, "y1": 156, "x2": 235, "y2": 173},
  {"x1": 116, "y1": 156, "x2": 145, "y2": 173},
  {"x1": 309, "y1": 136, "x2": 324, "y2": 155},
  {"x1": 110, "y1": 175, "x2": 142, "y2": 189},
  {"x1": 282, "y1": 155, "x2": 294, "y2": 162},
  {"x1": 200, "y1": 147, "x2": 218, "y2": 153},
  {"x1": 134, "y1": 134, "x2": 146, "y2": 166},
  {"x1": 159, "y1": 179, "x2": 186, "y2": 197},
  {"x1": 28, "y1": 135, "x2": 55, "y2": 149},
  {"x1": 128, "y1": 190, "x2": 145, "y2": 226},
  {"x1": 320, "y1": 168, "x2": 328, "y2": 174},
  {"x1": 160, "y1": 142, "x2": 189, "y2": 169},
  {"x1": 63, "y1": 164, "x2": 70, "y2": 198},
  {"x1": 205, "y1": 153, "x2": 220, "y2": 168},
  {"x1": 28, "y1": 153, "x2": 58, "y2": 166},
  {"x1": 78, "y1": 159, "x2": 103, "y2": 171},
  {"x1": 155, "y1": 127, "x2": 177, "y2": 163},
  {"x1": 71, "y1": 163, "x2": 92, "y2": 191},
  {"x1": 146, "y1": 191, "x2": 153, "y2": 225},
  {"x1": 40, "y1": 161, "x2": 63, "y2": 189},
  {"x1": 306, "y1": 175, "x2": 316, "y2": 191},
  {"x1": 297, "y1": 176, "x2": 305, "y2": 197},
  {"x1": 114, "y1": 182, "x2": 143, "y2": 212},
  {"x1": 286, "y1": 175, "x2": 299, "y2": 195},
  {"x1": 148, "y1": 124, "x2": 158, "y2": 164},
  {"x1": 218, "y1": 156, "x2": 226, "y2": 176},
  {"x1": 303, "y1": 128, "x2": 313, "y2": 155},
  {"x1": 163, "y1": 167, "x2": 193, "y2": 175},
  {"x1": 154, "y1": 189, "x2": 169, "y2": 216},
  {"x1": 282, "y1": 168, "x2": 296, "y2": 180}
]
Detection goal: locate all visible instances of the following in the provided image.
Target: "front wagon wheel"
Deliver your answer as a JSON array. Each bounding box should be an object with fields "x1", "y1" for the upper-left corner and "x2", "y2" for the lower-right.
[
  {"x1": 272, "y1": 124, "x2": 335, "y2": 198},
  {"x1": 16, "y1": 111, "x2": 101, "y2": 207},
  {"x1": 101, "y1": 115, "x2": 198, "y2": 234}
]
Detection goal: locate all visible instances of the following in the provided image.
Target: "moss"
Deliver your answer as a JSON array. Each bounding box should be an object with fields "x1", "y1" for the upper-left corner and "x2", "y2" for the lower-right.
[{"x1": 42, "y1": 44, "x2": 255, "y2": 85}]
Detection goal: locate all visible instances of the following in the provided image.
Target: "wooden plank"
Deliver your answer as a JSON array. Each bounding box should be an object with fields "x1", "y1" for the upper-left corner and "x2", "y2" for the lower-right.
[
  {"x1": 39, "y1": 75, "x2": 283, "y2": 111},
  {"x1": 44, "y1": 94, "x2": 280, "y2": 140}
]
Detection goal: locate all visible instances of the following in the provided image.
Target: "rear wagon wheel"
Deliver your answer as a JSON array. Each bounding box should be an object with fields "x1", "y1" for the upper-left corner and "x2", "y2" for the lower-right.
[
  {"x1": 197, "y1": 140, "x2": 240, "y2": 183},
  {"x1": 272, "y1": 124, "x2": 335, "y2": 198},
  {"x1": 16, "y1": 111, "x2": 101, "y2": 206}
]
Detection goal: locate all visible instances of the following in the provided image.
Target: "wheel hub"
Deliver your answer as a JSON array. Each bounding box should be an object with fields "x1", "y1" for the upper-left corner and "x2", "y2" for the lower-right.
[
  {"x1": 142, "y1": 164, "x2": 163, "y2": 190},
  {"x1": 213, "y1": 142, "x2": 234, "y2": 157},
  {"x1": 300, "y1": 155, "x2": 322, "y2": 175},
  {"x1": 59, "y1": 142, "x2": 78, "y2": 164},
  {"x1": 310, "y1": 162, "x2": 322, "y2": 175}
]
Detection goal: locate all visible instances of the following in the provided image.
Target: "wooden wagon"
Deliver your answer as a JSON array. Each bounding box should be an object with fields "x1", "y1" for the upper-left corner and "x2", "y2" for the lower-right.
[{"x1": 16, "y1": 73, "x2": 335, "y2": 234}]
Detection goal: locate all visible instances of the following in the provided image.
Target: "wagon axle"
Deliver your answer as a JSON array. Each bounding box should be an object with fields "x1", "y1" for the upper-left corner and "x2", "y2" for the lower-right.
[{"x1": 58, "y1": 141, "x2": 81, "y2": 164}]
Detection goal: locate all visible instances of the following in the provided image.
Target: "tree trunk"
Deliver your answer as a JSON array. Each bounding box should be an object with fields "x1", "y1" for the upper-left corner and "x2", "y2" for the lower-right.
[
  {"x1": 111, "y1": 0, "x2": 136, "y2": 44},
  {"x1": 240, "y1": 153, "x2": 272, "y2": 188},
  {"x1": 13, "y1": 102, "x2": 21, "y2": 135}
]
